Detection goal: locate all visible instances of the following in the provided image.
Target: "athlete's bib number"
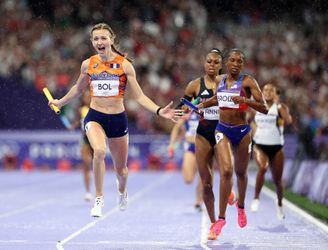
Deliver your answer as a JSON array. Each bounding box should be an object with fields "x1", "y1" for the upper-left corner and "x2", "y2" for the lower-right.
[
  {"x1": 217, "y1": 92, "x2": 239, "y2": 109},
  {"x1": 203, "y1": 106, "x2": 219, "y2": 120},
  {"x1": 215, "y1": 132, "x2": 224, "y2": 144},
  {"x1": 91, "y1": 79, "x2": 119, "y2": 97}
]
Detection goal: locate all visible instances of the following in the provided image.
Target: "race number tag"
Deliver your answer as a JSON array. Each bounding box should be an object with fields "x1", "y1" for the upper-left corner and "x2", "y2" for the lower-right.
[
  {"x1": 217, "y1": 92, "x2": 239, "y2": 108},
  {"x1": 91, "y1": 79, "x2": 119, "y2": 97},
  {"x1": 215, "y1": 132, "x2": 224, "y2": 144},
  {"x1": 203, "y1": 106, "x2": 219, "y2": 120}
]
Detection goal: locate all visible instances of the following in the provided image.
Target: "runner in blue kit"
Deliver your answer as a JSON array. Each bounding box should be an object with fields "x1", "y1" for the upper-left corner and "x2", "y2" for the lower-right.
[
  {"x1": 199, "y1": 48, "x2": 268, "y2": 239},
  {"x1": 178, "y1": 49, "x2": 236, "y2": 240}
]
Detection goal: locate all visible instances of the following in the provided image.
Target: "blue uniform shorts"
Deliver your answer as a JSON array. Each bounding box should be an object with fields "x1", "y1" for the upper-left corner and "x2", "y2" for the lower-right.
[
  {"x1": 184, "y1": 141, "x2": 196, "y2": 153},
  {"x1": 216, "y1": 122, "x2": 251, "y2": 146},
  {"x1": 84, "y1": 108, "x2": 128, "y2": 138}
]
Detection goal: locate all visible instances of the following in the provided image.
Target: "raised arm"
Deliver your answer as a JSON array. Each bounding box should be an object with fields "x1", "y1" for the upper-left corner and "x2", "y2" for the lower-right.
[
  {"x1": 278, "y1": 103, "x2": 292, "y2": 125},
  {"x1": 49, "y1": 60, "x2": 89, "y2": 108}
]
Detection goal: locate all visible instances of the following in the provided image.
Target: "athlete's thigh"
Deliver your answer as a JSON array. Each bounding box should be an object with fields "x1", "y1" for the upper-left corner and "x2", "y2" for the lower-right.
[
  {"x1": 270, "y1": 149, "x2": 284, "y2": 181},
  {"x1": 85, "y1": 121, "x2": 107, "y2": 151},
  {"x1": 108, "y1": 134, "x2": 129, "y2": 168},
  {"x1": 195, "y1": 134, "x2": 214, "y2": 181},
  {"x1": 234, "y1": 132, "x2": 252, "y2": 172},
  {"x1": 214, "y1": 131, "x2": 233, "y2": 173},
  {"x1": 253, "y1": 145, "x2": 269, "y2": 169}
]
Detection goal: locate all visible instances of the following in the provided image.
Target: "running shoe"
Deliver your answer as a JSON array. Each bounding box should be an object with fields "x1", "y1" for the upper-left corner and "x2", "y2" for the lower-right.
[
  {"x1": 250, "y1": 199, "x2": 260, "y2": 212},
  {"x1": 90, "y1": 196, "x2": 104, "y2": 217},
  {"x1": 237, "y1": 203, "x2": 247, "y2": 228},
  {"x1": 228, "y1": 190, "x2": 237, "y2": 205},
  {"x1": 207, "y1": 219, "x2": 226, "y2": 240},
  {"x1": 116, "y1": 179, "x2": 128, "y2": 211},
  {"x1": 118, "y1": 191, "x2": 128, "y2": 211},
  {"x1": 277, "y1": 205, "x2": 285, "y2": 220},
  {"x1": 84, "y1": 192, "x2": 92, "y2": 202},
  {"x1": 195, "y1": 204, "x2": 202, "y2": 212}
]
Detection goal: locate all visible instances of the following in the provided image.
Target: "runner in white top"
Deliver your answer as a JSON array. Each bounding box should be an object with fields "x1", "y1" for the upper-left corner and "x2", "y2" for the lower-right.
[{"x1": 249, "y1": 83, "x2": 292, "y2": 220}]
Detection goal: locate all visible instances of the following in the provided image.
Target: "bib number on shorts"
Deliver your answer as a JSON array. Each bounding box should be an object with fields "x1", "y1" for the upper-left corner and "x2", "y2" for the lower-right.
[{"x1": 215, "y1": 132, "x2": 224, "y2": 144}]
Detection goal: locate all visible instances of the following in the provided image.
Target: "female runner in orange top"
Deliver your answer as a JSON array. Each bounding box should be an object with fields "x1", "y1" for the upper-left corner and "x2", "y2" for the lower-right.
[{"x1": 49, "y1": 23, "x2": 182, "y2": 217}]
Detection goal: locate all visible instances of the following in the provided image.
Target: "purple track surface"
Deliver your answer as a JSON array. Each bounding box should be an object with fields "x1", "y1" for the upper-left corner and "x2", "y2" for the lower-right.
[{"x1": 0, "y1": 170, "x2": 327, "y2": 250}]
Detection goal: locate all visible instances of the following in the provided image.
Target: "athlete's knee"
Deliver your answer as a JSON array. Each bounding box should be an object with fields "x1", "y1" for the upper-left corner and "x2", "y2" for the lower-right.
[
  {"x1": 116, "y1": 166, "x2": 128, "y2": 177},
  {"x1": 184, "y1": 179, "x2": 193, "y2": 184},
  {"x1": 221, "y1": 168, "x2": 233, "y2": 180},
  {"x1": 202, "y1": 182, "x2": 213, "y2": 195},
  {"x1": 183, "y1": 174, "x2": 194, "y2": 184},
  {"x1": 235, "y1": 168, "x2": 247, "y2": 180},
  {"x1": 258, "y1": 166, "x2": 268, "y2": 174},
  {"x1": 93, "y1": 147, "x2": 106, "y2": 161}
]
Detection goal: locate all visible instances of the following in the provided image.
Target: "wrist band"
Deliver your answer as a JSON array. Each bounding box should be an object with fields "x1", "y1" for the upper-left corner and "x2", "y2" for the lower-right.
[{"x1": 156, "y1": 107, "x2": 163, "y2": 116}]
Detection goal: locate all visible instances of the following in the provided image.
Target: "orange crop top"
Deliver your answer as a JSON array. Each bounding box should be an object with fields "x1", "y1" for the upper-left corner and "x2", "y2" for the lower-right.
[{"x1": 87, "y1": 54, "x2": 127, "y2": 98}]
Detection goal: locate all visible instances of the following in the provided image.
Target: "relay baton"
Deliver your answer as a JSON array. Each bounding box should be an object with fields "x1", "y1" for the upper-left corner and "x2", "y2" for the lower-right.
[
  {"x1": 43, "y1": 87, "x2": 60, "y2": 114},
  {"x1": 180, "y1": 98, "x2": 199, "y2": 111}
]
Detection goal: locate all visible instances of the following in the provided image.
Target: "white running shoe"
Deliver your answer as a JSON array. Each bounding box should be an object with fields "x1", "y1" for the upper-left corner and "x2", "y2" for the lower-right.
[
  {"x1": 250, "y1": 199, "x2": 260, "y2": 212},
  {"x1": 116, "y1": 179, "x2": 128, "y2": 211},
  {"x1": 84, "y1": 192, "x2": 92, "y2": 202},
  {"x1": 277, "y1": 205, "x2": 285, "y2": 220},
  {"x1": 90, "y1": 196, "x2": 104, "y2": 217},
  {"x1": 118, "y1": 191, "x2": 128, "y2": 211}
]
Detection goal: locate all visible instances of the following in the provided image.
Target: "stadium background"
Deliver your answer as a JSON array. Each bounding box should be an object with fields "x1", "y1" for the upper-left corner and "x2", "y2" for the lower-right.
[{"x1": 0, "y1": 0, "x2": 327, "y2": 206}]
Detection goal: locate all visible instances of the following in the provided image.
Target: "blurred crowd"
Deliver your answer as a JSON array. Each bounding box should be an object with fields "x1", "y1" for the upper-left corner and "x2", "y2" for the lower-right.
[{"x1": 0, "y1": 0, "x2": 327, "y2": 141}]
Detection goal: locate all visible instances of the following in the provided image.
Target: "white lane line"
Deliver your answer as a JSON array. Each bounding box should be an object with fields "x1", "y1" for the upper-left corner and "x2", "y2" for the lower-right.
[
  {"x1": 57, "y1": 173, "x2": 173, "y2": 249},
  {"x1": 0, "y1": 199, "x2": 55, "y2": 219},
  {"x1": 200, "y1": 207, "x2": 211, "y2": 250},
  {"x1": 261, "y1": 185, "x2": 328, "y2": 235},
  {"x1": 0, "y1": 239, "x2": 193, "y2": 247}
]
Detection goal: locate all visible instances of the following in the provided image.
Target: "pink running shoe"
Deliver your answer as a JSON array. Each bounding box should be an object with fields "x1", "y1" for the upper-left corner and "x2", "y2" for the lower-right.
[
  {"x1": 236, "y1": 203, "x2": 247, "y2": 228},
  {"x1": 207, "y1": 219, "x2": 226, "y2": 240}
]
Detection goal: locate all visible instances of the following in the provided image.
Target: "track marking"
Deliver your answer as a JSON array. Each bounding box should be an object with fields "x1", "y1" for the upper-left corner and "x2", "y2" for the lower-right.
[
  {"x1": 200, "y1": 208, "x2": 211, "y2": 250},
  {"x1": 261, "y1": 185, "x2": 328, "y2": 235},
  {"x1": 0, "y1": 239, "x2": 194, "y2": 248},
  {"x1": 57, "y1": 173, "x2": 173, "y2": 249},
  {"x1": 0, "y1": 199, "x2": 55, "y2": 219}
]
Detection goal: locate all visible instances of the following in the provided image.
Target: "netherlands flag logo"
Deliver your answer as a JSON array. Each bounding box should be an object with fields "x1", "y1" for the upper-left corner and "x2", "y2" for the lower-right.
[{"x1": 110, "y1": 63, "x2": 120, "y2": 69}]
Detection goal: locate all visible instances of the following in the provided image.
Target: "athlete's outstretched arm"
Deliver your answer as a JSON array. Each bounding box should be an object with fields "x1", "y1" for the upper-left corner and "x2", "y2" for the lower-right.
[
  {"x1": 49, "y1": 60, "x2": 89, "y2": 108},
  {"x1": 123, "y1": 60, "x2": 182, "y2": 122}
]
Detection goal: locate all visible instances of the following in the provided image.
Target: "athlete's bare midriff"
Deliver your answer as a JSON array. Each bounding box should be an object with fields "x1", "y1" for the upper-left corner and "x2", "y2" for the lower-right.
[
  {"x1": 90, "y1": 97, "x2": 125, "y2": 114},
  {"x1": 219, "y1": 109, "x2": 247, "y2": 126}
]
